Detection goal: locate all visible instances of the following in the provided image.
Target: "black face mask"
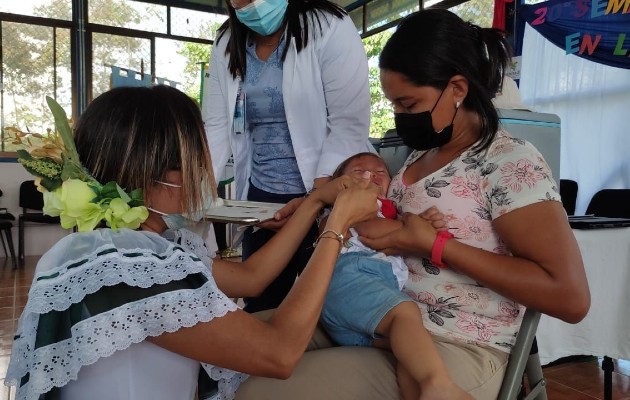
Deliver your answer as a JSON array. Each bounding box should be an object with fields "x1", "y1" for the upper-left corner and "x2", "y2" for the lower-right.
[{"x1": 394, "y1": 89, "x2": 459, "y2": 151}]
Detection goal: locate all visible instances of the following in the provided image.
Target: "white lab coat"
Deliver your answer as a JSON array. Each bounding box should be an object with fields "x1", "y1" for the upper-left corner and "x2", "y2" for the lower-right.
[{"x1": 202, "y1": 12, "x2": 373, "y2": 200}]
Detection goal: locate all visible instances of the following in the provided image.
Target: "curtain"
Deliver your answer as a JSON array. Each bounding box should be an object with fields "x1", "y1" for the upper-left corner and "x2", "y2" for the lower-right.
[{"x1": 520, "y1": 25, "x2": 630, "y2": 214}]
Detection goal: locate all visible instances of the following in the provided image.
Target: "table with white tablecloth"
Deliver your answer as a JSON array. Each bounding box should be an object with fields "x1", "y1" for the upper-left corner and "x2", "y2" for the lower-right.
[
  {"x1": 536, "y1": 227, "x2": 630, "y2": 400},
  {"x1": 537, "y1": 227, "x2": 630, "y2": 365}
]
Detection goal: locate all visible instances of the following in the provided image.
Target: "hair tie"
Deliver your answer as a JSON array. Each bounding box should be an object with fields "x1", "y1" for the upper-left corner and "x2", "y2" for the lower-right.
[{"x1": 467, "y1": 22, "x2": 483, "y2": 43}]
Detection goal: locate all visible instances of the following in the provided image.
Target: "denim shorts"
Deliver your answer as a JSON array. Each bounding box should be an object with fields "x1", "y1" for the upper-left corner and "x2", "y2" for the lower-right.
[{"x1": 321, "y1": 251, "x2": 412, "y2": 347}]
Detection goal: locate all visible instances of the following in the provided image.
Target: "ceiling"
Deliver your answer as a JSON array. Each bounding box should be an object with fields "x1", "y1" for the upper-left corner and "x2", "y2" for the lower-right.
[
  {"x1": 133, "y1": 0, "x2": 365, "y2": 14},
  {"x1": 131, "y1": 0, "x2": 438, "y2": 36}
]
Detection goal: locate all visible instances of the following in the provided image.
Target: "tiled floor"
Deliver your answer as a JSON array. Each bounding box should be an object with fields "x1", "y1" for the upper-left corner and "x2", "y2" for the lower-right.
[{"x1": 0, "y1": 255, "x2": 629, "y2": 399}]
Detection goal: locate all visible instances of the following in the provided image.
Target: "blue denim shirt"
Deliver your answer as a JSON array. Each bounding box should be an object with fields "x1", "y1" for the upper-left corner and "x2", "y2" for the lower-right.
[{"x1": 243, "y1": 38, "x2": 305, "y2": 195}]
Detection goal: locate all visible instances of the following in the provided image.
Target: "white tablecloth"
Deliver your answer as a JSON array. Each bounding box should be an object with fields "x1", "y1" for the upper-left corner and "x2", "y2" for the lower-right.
[{"x1": 537, "y1": 227, "x2": 630, "y2": 365}]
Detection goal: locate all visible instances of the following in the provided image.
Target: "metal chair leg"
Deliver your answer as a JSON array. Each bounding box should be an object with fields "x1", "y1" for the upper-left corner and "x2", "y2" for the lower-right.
[
  {"x1": 5, "y1": 229, "x2": 17, "y2": 270},
  {"x1": 18, "y1": 217, "x2": 25, "y2": 265},
  {"x1": 524, "y1": 343, "x2": 547, "y2": 400},
  {"x1": 1, "y1": 228, "x2": 17, "y2": 269},
  {"x1": 0, "y1": 231, "x2": 6, "y2": 258}
]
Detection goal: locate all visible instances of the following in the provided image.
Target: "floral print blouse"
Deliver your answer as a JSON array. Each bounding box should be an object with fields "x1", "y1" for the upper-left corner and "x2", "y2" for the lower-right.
[{"x1": 388, "y1": 130, "x2": 560, "y2": 352}]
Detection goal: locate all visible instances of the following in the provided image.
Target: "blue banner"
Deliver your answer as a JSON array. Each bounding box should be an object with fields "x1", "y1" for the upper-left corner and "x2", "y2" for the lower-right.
[{"x1": 518, "y1": 0, "x2": 630, "y2": 69}]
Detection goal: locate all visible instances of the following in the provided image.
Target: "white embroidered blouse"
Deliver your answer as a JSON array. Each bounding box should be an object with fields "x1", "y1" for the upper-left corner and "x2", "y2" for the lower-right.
[{"x1": 5, "y1": 228, "x2": 247, "y2": 400}]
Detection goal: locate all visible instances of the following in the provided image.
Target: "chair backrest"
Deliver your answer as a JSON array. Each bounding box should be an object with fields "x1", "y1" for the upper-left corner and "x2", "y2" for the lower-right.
[
  {"x1": 19, "y1": 180, "x2": 45, "y2": 212},
  {"x1": 585, "y1": 189, "x2": 630, "y2": 218},
  {"x1": 378, "y1": 129, "x2": 412, "y2": 175},
  {"x1": 559, "y1": 179, "x2": 578, "y2": 216},
  {"x1": 497, "y1": 308, "x2": 543, "y2": 400}
]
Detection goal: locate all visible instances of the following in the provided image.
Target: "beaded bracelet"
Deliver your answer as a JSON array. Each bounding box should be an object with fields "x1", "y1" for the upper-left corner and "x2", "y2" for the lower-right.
[
  {"x1": 313, "y1": 229, "x2": 344, "y2": 248},
  {"x1": 305, "y1": 187, "x2": 317, "y2": 197}
]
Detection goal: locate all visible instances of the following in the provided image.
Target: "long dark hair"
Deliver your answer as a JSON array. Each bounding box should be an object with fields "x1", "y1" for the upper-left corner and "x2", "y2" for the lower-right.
[
  {"x1": 217, "y1": 0, "x2": 346, "y2": 78},
  {"x1": 379, "y1": 9, "x2": 511, "y2": 153},
  {"x1": 74, "y1": 85, "x2": 216, "y2": 216}
]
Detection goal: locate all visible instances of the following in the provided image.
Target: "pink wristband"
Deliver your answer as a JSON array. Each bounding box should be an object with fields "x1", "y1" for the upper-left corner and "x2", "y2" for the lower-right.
[{"x1": 431, "y1": 231, "x2": 454, "y2": 268}]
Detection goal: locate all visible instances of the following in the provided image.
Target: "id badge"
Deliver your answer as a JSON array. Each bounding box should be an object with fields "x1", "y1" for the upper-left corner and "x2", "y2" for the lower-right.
[{"x1": 233, "y1": 87, "x2": 246, "y2": 135}]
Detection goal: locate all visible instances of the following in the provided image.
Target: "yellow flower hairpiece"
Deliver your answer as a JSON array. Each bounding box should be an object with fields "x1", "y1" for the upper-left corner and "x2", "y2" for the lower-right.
[{"x1": 6, "y1": 97, "x2": 148, "y2": 232}]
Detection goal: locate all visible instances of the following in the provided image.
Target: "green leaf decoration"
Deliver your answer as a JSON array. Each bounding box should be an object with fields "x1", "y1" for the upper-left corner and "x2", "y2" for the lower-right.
[
  {"x1": 115, "y1": 183, "x2": 131, "y2": 203},
  {"x1": 46, "y1": 97, "x2": 80, "y2": 163},
  {"x1": 39, "y1": 177, "x2": 62, "y2": 192},
  {"x1": 128, "y1": 188, "x2": 144, "y2": 207},
  {"x1": 100, "y1": 181, "x2": 121, "y2": 199}
]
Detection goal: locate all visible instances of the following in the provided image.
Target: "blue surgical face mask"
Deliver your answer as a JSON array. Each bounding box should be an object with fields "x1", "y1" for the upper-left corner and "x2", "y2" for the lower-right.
[
  {"x1": 234, "y1": 0, "x2": 288, "y2": 37},
  {"x1": 150, "y1": 180, "x2": 218, "y2": 229},
  {"x1": 148, "y1": 207, "x2": 196, "y2": 230},
  {"x1": 150, "y1": 180, "x2": 201, "y2": 230}
]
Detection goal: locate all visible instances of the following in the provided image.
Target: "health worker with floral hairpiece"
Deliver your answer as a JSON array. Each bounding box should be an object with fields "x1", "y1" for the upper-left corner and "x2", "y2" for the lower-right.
[
  {"x1": 202, "y1": 0, "x2": 373, "y2": 313},
  {"x1": 4, "y1": 85, "x2": 381, "y2": 400}
]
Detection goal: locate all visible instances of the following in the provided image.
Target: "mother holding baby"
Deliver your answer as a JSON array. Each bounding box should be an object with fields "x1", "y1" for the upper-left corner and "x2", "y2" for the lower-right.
[{"x1": 237, "y1": 9, "x2": 589, "y2": 400}]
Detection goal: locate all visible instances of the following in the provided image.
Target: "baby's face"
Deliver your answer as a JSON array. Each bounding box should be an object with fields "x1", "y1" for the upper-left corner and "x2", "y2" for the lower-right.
[{"x1": 344, "y1": 155, "x2": 391, "y2": 196}]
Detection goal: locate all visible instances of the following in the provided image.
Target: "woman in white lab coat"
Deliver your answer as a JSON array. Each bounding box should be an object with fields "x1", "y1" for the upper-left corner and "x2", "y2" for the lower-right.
[{"x1": 203, "y1": 0, "x2": 373, "y2": 313}]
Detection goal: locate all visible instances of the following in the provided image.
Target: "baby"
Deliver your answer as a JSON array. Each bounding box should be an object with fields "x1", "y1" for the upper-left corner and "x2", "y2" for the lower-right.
[{"x1": 319, "y1": 152, "x2": 471, "y2": 400}]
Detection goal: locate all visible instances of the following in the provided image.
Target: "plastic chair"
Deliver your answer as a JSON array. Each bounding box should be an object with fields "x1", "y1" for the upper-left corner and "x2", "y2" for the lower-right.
[
  {"x1": 585, "y1": 189, "x2": 630, "y2": 218},
  {"x1": 18, "y1": 180, "x2": 60, "y2": 265},
  {"x1": 559, "y1": 179, "x2": 578, "y2": 216},
  {"x1": 497, "y1": 308, "x2": 548, "y2": 400},
  {"x1": 378, "y1": 129, "x2": 412, "y2": 175}
]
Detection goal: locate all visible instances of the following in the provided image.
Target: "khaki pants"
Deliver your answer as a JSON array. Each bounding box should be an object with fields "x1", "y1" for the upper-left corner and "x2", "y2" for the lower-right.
[{"x1": 236, "y1": 311, "x2": 509, "y2": 400}]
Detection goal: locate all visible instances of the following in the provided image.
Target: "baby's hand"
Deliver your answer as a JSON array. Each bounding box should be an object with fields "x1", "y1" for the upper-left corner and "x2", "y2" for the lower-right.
[{"x1": 419, "y1": 206, "x2": 447, "y2": 231}]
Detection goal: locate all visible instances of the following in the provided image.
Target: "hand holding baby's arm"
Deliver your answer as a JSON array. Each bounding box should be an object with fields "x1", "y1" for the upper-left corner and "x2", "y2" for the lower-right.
[{"x1": 352, "y1": 218, "x2": 402, "y2": 239}]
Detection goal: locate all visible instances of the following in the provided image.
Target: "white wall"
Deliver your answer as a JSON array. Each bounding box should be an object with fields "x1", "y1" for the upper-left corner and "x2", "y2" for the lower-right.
[{"x1": 0, "y1": 161, "x2": 72, "y2": 258}]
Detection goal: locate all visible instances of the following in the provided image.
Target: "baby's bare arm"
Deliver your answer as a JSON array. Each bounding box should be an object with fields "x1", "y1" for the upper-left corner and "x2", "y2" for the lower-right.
[{"x1": 353, "y1": 218, "x2": 403, "y2": 239}]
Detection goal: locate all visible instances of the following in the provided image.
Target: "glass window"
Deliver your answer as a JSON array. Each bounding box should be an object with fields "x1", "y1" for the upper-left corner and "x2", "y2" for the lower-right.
[
  {"x1": 91, "y1": 32, "x2": 151, "y2": 98},
  {"x1": 0, "y1": 0, "x2": 72, "y2": 20},
  {"x1": 89, "y1": 0, "x2": 167, "y2": 33},
  {"x1": 349, "y1": 7, "x2": 364, "y2": 34},
  {"x1": 155, "y1": 38, "x2": 211, "y2": 102},
  {"x1": 1, "y1": 22, "x2": 71, "y2": 151},
  {"x1": 363, "y1": 28, "x2": 396, "y2": 138},
  {"x1": 365, "y1": 0, "x2": 418, "y2": 32},
  {"x1": 449, "y1": 0, "x2": 494, "y2": 27},
  {"x1": 170, "y1": 7, "x2": 227, "y2": 40}
]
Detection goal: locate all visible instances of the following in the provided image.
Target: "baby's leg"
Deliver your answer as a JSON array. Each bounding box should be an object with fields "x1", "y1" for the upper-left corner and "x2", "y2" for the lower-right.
[
  {"x1": 397, "y1": 363, "x2": 420, "y2": 400},
  {"x1": 375, "y1": 301, "x2": 472, "y2": 400}
]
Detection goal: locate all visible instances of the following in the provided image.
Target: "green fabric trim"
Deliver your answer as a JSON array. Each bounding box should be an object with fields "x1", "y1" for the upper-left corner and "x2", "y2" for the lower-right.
[
  {"x1": 34, "y1": 273, "x2": 208, "y2": 350},
  {"x1": 35, "y1": 246, "x2": 200, "y2": 282}
]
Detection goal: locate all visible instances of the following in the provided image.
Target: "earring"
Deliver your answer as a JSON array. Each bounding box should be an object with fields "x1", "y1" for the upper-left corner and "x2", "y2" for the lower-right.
[{"x1": 456, "y1": 101, "x2": 461, "y2": 109}]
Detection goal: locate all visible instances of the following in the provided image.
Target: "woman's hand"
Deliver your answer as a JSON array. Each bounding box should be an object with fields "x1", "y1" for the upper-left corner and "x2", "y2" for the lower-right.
[
  {"x1": 359, "y1": 212, "x2": 438, "y2": 258},
  {"x1": 324, "y1": 176, "x2": 380, "y2": 233},
  {"x1": 256, "y1": 175, "x2": 358, "y2": 231},
  {"x1": 256, "y1": 197, "x2": 304, "y2": 231},
  {"x1": 308, "y1": 175, "x2": 357, "y2": 206}
]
